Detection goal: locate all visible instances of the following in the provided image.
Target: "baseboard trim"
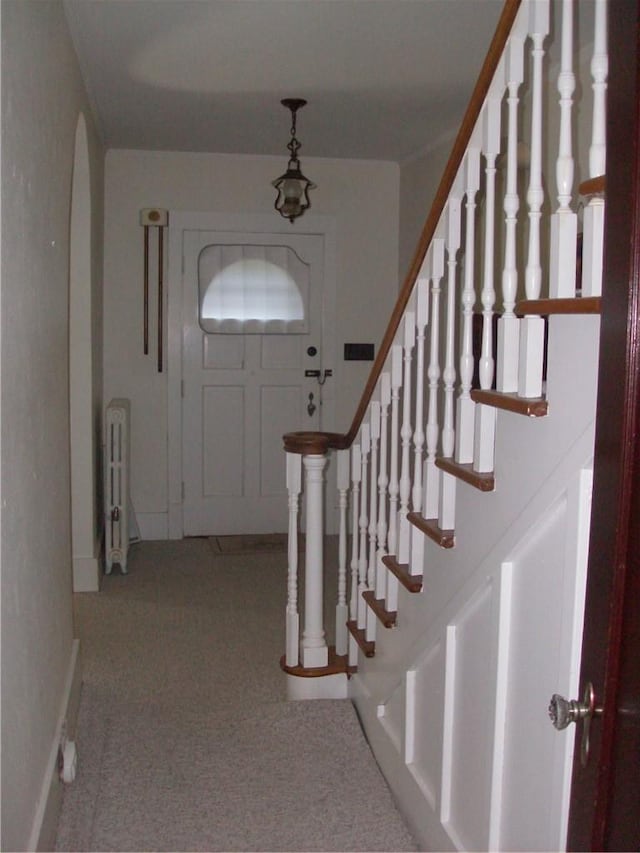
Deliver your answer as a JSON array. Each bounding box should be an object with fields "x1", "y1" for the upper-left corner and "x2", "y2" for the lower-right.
[
  {"x1": 72, "y1": 554, "x2": 101, "y2": 592},
  {"x1": 28, "y1": 639, "x2": 83, "y2": 852}
]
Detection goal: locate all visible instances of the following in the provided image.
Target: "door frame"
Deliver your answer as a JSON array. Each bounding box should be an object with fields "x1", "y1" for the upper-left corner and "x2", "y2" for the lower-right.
[
  {"x1": 567, "y1": 1, "x2": 640, "y2": 848},
  {"x1": 166, "y1": 211, "x2": 337, "y2": 539}
]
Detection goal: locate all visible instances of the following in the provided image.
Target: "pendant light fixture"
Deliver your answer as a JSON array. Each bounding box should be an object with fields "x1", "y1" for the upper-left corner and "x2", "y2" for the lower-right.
[{"x1": 272, "y1": 98, "x2": 315, "y2": 223}]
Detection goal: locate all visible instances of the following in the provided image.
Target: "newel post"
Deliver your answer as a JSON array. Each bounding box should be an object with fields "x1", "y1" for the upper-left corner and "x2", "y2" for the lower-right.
[{"x1": 283, "y1": 431, "x2": 330, "y2": 669}]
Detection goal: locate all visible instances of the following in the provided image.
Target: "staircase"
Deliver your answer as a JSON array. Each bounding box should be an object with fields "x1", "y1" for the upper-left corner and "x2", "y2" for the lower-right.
[{"x1": 280, "y1": 0, "x2": 608, "y2": 849}]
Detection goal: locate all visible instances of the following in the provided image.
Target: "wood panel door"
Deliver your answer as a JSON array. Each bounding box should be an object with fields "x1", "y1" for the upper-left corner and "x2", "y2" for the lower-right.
[
  {"x1": 567, "y1": 2, "x2": 640, "y2": 848},
  {"x1": 181, "y1": 229, "x2": 326, "y2": 535}
]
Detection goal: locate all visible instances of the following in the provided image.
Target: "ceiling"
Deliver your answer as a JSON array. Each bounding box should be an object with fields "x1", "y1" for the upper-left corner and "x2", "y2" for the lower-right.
[{"x1": 63, "y1": 0, "x2": 504, "y2": 163}]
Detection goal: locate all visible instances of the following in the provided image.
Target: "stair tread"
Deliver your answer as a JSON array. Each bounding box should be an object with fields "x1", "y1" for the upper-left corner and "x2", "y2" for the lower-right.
[
  {"x1": 579, "y1": 175, "x2": 605, "y2": 196},
  {"x1": 382, "y1": 555, "x2": 423, "y2": 593},
  {"x1": 362, "y1": 590, "x2": 397, "y2": 628},
  {"x1": 470, "y1": 389, "x2": 548, "y2": 417},
  {"x1": 279, "y1": 645, "x2": 356, "y2": 677},
  {"x1": 436, "y1": 457, "x2": 495, "y2": 491},
  {"x1": 408, "y1": 513, "x2": 455, "y2": 548},
  {"x1": 517, "y1": 296, "x2": 601, "y2": 315},
  {"x1": 347, "y1": 620, "x2": 376, "y2": 657}
]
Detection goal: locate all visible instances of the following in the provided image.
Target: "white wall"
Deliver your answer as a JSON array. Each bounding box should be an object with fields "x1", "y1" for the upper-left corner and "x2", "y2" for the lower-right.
[
  {"x1": 398, "y1": 134, "x2": 454, "y2": 283},
  {"x1": 103, "y1": 150, "x2": 399, "y2": 535},
  {"x1": 0, "y1": 2, "x2": 104, "y2": 849}
]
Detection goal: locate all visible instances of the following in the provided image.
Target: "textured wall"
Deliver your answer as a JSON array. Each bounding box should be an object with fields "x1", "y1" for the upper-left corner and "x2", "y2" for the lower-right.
[{"x1": 0, "y1": 1, "x2": 104, "y2": 848}]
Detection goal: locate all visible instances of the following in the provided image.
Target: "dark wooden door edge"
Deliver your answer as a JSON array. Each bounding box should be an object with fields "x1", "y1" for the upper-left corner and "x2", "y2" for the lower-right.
[{"x1": 567, "y1": 3, "x2": 640, "y2": 849}]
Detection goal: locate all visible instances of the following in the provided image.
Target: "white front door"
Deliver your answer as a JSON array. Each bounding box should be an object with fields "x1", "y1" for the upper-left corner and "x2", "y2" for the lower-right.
[{"x1": 181, "y1": 227, "x2": 327, "y2": 535}]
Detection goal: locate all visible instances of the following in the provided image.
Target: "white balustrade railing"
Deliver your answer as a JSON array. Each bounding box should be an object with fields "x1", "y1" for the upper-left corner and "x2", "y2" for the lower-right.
[
  {"x1": 424, "y1": 239, "x2": 445, "y2": 520},
  {"x1": 409, "y1": 277, "x2": 430, "y2": 576},
  {"x1": 497, "y1": 28, "x2": 524, "y2": 393},
  {"x1": 456, "y1": 146, "x2": 481, "y2": 464},
  {"x1": 282, "y1": 0, "x2": 608, "y2": 685},
  {"x1": 549, "y1": 0, "x2": 578, "y2": 298},
  {"x1": 366, "y1": 401, "x2": 380, "y2": 642},
  {"x1": 519, "y1": 0, "x2": 549, "y2": 399},
  {"x1": 376, "y1": 375, "x2": 391, "y2": 599},
  {"x1": 335, "y1": 449, "x2": 350, "y2": 657},
  {"x1": 582, "y1": 0, "x2": 607, "y2": 298},
  {"x1": 386, "y1": 344, "x2": 403, "y2": 613},
  {"x1": 397, "y1": 311, "x2": 416, "y2": 563},
  {"x1": 358, "y1": 422, "x2": 370, "y2": 630}
]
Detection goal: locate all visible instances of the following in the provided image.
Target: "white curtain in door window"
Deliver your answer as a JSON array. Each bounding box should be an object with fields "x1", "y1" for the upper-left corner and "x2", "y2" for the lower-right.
[{"x1": 199, "y1": 244, "x2": 310, "y2": 334}]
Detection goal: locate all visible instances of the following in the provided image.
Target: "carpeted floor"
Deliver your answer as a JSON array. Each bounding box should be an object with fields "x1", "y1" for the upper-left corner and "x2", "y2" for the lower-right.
[{"x1": 54, "y1": 538, "x2": 418, "y2": 852}]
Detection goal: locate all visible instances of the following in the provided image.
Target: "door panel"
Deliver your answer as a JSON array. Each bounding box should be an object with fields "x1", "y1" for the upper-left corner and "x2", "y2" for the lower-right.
[
  {"x1": 182, "y1": 228, "x2": 325, "y2": 535},
  {"x1": 203, "y1": 334, "x2": 244, "y2": 369},
  {"x1": 202, "y1": 386, "x2": 244, "y2": 496}
]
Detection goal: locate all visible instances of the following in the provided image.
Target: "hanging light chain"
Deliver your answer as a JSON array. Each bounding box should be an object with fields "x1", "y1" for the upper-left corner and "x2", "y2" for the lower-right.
[{"x1": 287, "y1": 107, "x2": 301, "y2": 162}]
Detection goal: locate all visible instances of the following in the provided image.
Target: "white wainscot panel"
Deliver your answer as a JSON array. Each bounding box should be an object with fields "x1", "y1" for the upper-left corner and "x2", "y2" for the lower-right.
[
  {"x1": 203, "y1": 386, "x2": 244, "y2": 496},
  {"x1": 203, "y1": 333, "x2": 245, "y2": 369},
  {"x1": 260, "y1": 385, "x2": 300, "y2": 496},
  {"x1": 442, "y1": 579, "x2": 498, "y2": 851},
  {"x1": 405, "y1": 640, "x2": 445, "y2": 811},
  {"x1": 377, "y1": 678, "x2": 405, "y2": 756},
  {"x1": 496, "y1": 475, "x2": 589, "y2": 852}
]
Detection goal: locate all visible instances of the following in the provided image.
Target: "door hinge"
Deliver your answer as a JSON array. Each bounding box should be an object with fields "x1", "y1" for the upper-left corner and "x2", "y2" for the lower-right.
[
  {"x1": 181, "y1": 379, "x2": 185, "y2": 398},
  {"x1": 181, "y1": 481, "x2": 185, "y2": 500}
]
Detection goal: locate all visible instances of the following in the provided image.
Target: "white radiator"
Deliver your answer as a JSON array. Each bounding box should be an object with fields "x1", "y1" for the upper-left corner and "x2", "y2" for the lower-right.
[{"x1": 105, "y1": 398, "x2": 131, "y2": 574}]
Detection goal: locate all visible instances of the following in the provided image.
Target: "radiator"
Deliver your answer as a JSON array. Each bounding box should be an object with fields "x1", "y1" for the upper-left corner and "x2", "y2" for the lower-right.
[{"x1": 105, "y1": 398, "x2": 131, "y2": 574}]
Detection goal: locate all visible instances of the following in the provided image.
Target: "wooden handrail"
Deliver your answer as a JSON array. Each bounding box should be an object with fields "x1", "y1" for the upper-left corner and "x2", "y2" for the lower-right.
[{"x1": 334, "y1": 0, "x2": 521, "y2": 451}]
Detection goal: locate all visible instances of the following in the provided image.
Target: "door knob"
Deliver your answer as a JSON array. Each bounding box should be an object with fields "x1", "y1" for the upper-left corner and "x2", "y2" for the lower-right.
[
  {"x1": 548, "y1": 682, "x2": 602, "y2": 767},
  {"x1": 307, "y1": 392, "x2": 316, "y2": 417}
]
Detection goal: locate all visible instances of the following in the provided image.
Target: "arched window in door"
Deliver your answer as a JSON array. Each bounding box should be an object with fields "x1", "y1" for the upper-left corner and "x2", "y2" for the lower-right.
[{"x1": 198, "y1": 244, "x2": 310, "y2": 334}]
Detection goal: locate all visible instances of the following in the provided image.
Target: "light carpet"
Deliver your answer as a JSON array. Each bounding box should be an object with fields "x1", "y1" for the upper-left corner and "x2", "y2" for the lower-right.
[{"x1": 54, "y1": 538, "x2": 418, "y2": 852}]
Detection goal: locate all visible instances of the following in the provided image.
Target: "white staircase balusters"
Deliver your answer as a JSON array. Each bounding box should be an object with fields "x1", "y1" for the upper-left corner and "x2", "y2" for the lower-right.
[
  {"x1": 440, "y1": 196, "x2": 462, "y2": 532},
  {"x1": 410, "y1": 277, "x2": 430, "y2": 576},
  {"x1": 335, "y1": 448, "x2": 350, "y2": 657},
  {"x1": 387, "y1": 345, "x2": 403, "y2": 558},
  {"x1": 366, "y1": 401, "x2": 381, "y2": 642},
  {"x1": 386, "y1": 344, "x2": 403, "y2": 613},
  {"x1": 519, "y1": 0, "x2": 549, "y2": 399},
  {"x1": 479, "y1": 87, "x2": 502, "y2": 395},
  {"x1": 497, "y1": 29, "x2": 526, "y2": 393},
  {"x1": 582, "y1": 0, "x2": 607, "y2": 298},
  {"x1": 549, "y1": 0, "x2": 578, "y2": 298},
  {"x1": 285, "y1": 451, "x2": 302, "y2": 667},
  {"x1": 357, "y1": 421, "x2": 370, "y2": 630},
  {"x1": 456, "y1": 145, "x2": 481, "y2": 464},
  {"x1": 424, "y1": 239, "x2": 445, "y2": 520},
  {"x1": 589, "y1": 0, "x2": 608, "y2": 181},
  {"x1": 349, "y1": 443, "x2": 362, "y2": 668},
  {"x1": 300, "y1": 452, "x2": 328, "y2": 669},
  {"x1": 442, "y1": 197, "x2": 462, "y2": 460},
  {"x1": 412, "y1": 279, "x2": 429, "y2": 513},
  {"x1": 398, "y1": 311, "x2": 416, "y2": 564},
  {"x1": 376, "y1": 374, "x2": 391, "y2": 599},
  {"x1": 474, "y1": 86, "x2": 502, "y2": 474}
]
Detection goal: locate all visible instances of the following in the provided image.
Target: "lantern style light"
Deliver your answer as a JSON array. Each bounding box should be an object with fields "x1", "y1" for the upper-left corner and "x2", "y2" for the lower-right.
[{"x1": 272, "y1": 99, "x2": 315, "y2": 223}]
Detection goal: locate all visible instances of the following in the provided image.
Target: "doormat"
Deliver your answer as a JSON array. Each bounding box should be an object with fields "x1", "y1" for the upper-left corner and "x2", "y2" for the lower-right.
[{"x1": 209, "y1": 533, "x2": 301, "y2": 555}]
